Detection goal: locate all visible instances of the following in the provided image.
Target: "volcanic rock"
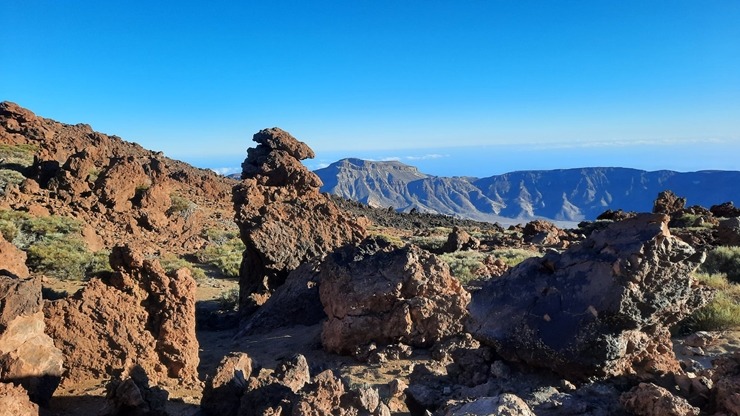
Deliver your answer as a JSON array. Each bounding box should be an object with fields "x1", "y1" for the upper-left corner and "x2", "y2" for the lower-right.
[
  {"x1": 0, "y1": 235, "x2": 29, "y2": 278},
  {"x1": 717, "y1": 217, "x2": 740, "y2": 246},
  {"x1": 0, "y1": 101, "x2": 236, "y2": 258},
  {"x1": 523, "y1": 220, "x2": 565, "y2": 247},
  {"x1": 620, "y1": 383, "x2": 699, "y2": 416},
  {"x1": 0, "y1": 382, "x2": 39, "y2": 416},
  {"x1": 104, "y1": 367, "x2": 169, "y2": 416},
  {"x1": 445, "y1": 394, "x2": 535, "y2": 416},
  {"x1": 441, "y1": 226, "x2": 480, "y2": 252},
  {"x1": 0, "y1": 271, "x2": 63, "y2": 405},
  {"x1": 710, "y1": 201, "x2": 740, "y2": 218},
  {"x1": 201, "y1": 353, "x2": 253, "y2": 416},
  {"x1": 597, "y1": 209, "x2": 637, "y2": 222},
  {"x1": 468, "y1": 213, "x2": 710, "y2": 380},
  {"x1": 44, "y1": 245, "x2": 199, "y2": 387},
  {"x1": 233, "y1": 128, "x2": 365, "y2": 315},
  {"x1": 652, "y1": 190, "x2": 686, "y2": 215},
  {"x1": 320, "y1": 238, "x2": 470, "y2": 354}
]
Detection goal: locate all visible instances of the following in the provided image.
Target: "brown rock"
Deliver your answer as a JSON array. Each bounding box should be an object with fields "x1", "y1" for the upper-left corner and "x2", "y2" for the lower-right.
[
  {"x1": 292, "y1": 369, "x2": 345, "y2": 416},
  {"x1": 709, "y1": 352, "x2": 740, "y2": 416},
  {"x1": 201, "y1": 353, "x2": 252, "y2": 416},
  {"x1": 44, "y1": 245, "x2": 199, "y2": 387},
  {"x1": 620, "y1": 383, "x2": 699, "y2": 416},
  {"x1": 653, "y1": 190, "x2": 686, "y2": 215},
  {"x1": 274, "y1": 354, "x2": 310, "y2": 393},
  {"x1": 597, "y1": 209, "x2": 637, "y2": 222},
  {"x1": 0, "y1": 382, "x2": 39, "y2": 416},
  {"x1": 234, "y1": 128, "x2": 365, "y2": 315},
  {"x1": 105, "y1": 367, "x2": 170, "y2": 416},
  {"x1": 468, "y1": 213, "x2": 710, "y2": 380},
  {"x1": 717, "y1": 217, "x2": 740, "y2": 246},
  {"x1": 441, "y1": 226, "x2": 480, "y2": 253},
  {"x1": 320, "y1": 238, "x2": 470, "y2": 354},
  {"x1": 523, "y1": 219, "x2": 564, "y2": 246},
  {"x1": 0, "y1": 234, "x2": 28, "y2": 278},
  {"x1": 710, "y1": 201, "x2": 740, "y2": 218},
  {"x1": 0, "y1": 275, "x2": 63, "y2": 405},
  {"x1": 446, "y1": 394, "x2": 535, "y2": 416}
]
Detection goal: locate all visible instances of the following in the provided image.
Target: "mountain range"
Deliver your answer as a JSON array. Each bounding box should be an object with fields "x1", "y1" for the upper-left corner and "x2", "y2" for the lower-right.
[{"x1": 315, "y1": 158, "x2": 740, "y2": 224}]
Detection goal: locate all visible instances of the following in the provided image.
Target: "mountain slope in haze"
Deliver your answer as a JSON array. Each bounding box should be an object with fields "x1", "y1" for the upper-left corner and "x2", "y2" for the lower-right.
[{"x1": 316, "y1": 159, "x2": 740, "y2": 223}]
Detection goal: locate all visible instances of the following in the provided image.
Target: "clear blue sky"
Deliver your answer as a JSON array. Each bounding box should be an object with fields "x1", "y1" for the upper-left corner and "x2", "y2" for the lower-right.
[{"x1": 2, "y1": 1, "x2": 739, "y2": 177}]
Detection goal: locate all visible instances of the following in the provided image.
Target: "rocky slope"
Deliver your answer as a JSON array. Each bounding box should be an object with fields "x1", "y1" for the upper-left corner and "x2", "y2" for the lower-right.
[
  {"x1": 316, "y1": 159, "x2": 740, "y2": 222},
  {"x1": 0, "y1": 101, "x2": 236, "y2": 258}
]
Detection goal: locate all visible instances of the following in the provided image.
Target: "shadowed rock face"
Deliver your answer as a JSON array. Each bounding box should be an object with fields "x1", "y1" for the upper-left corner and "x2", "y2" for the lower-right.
[
  {"x1": 233, "y1": 128, "x2": 365, "y2": 316},
  {"x1": 44, "y1": 245, "x2": 199, "y2": 387},
  {"x1": 468, "y1": 213, "x2": 710, "y2": 380},
  {"x1": 320, "y1": 238, "x2": 470, "y2": 354}
]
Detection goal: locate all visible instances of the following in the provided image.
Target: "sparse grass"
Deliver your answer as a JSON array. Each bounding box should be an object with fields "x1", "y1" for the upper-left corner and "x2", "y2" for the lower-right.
[
  {"x1": 489, "y1": 248, "x2": 540, "y2": 267},
  {"x1": 679, "y1": 272, "x2": 740, "y2": 333},
  {"x1": 0, "y1": 144, "x2": 37, "y2": 195},
  {"x1": 158, "y1": 253, "x2": 208, "y2": 280},
  {"x1": 408, "y1": 235, "x2": 447, "y2": 252},
  {"x1": 439, "y1": 251, "x2": 489, "y2": 285},
  {"x1": 217, "y1": 288, "x2": 240, "y2": 311},
  {"x1": 26, "y1": 236, "x2": 110, "y2": 280},
  {"x1": 195, "y1": 229, "x2": 244, "y2": 278},
  {"x1": 700, "y1": 246, "x2": 740, "y2": 284},
  {"x1": 366, "y1": 227, "x2": 405, "y2": 248},
  {"x1": 168, "y1": 193, "x2": 197, "y2": 218}
]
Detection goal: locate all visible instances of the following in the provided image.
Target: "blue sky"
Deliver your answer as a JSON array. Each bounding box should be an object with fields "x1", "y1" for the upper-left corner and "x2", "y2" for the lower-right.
[{"x1": 2, "y1": 1, "x2": 739, "y2": 177}]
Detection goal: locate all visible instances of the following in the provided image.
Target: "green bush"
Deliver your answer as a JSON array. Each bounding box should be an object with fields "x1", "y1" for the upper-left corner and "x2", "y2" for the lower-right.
[
  {"x1": 679, "y1": 272, "x2": 740, "y2": 333},
  {"x1": 700, "y1": 246, "x2": 740, "y2": 283},
  {"x1": 26, "y1": 236, "x2": 101, "y2": 280},
  {"x1": 168, "y1": 193, "x2": 196, "y2": 217},
  {"x1": 439, "y1": 251, "x2": 488, "y2": 285},
  {"x1": 196, "y1": 227, "x2": 245, "y2": 278},
  {"x1": 158, "y1": 253, "x2": 208, "y2": 280},
  {"x1": 489, "y1": 248, "x2": 540, "y2": 267},
  {"x1": 217, "y1": 288, "x2": 240, "y2": 311}
]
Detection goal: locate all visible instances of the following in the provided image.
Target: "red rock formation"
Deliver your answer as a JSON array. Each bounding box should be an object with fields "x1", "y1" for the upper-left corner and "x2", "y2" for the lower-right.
[
  {"x1": 468, "y1": 213, "x2": 710, "y2": 380},
  {"x1": 653, "y1": 190, "x2": 686, "y2": 215},
  {"x1": 0, "y1": 240, "x2": 63, "y2": 406},
  {"x1": 0, "y1": 382, "x2": 39, "y2": 416},
  {"x1": 620, "y1": 383, "x2": 699, "y2": 416},
  {"x1": 320, "y1": 238, "x2": 470, "y2": 354},
  {"x1": 233, "y1": 127, "x2": 365, "y2": 314},
  {"x1": 0, "y1": 101, "x2": 235, "y2": 257},
  {"x1": 44, "y1": 245, "x2": 199, "y2": 387}
]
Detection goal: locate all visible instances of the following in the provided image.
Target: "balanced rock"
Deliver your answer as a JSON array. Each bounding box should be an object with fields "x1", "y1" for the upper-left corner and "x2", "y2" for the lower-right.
[
  {"x1": 320, "y1": 238, "x2": 470, "y2": 354},
  {"x1": 44, "y1": 245, "x2": 199, "y2": 387},
  {"x1": 652, "y1": 190, "x2": 686, "y2": 215},
  {"x1": 233, "y1": 128, "x2": 365, "y2": 315},
  {"x1": 468, "y1": 213, "x2": 709, "y2": 380}
]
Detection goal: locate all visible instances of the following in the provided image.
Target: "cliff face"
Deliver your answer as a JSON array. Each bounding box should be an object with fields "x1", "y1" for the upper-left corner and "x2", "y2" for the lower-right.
[{"x1": 316, "y1": 160, "x2": 740, "y2": 223}]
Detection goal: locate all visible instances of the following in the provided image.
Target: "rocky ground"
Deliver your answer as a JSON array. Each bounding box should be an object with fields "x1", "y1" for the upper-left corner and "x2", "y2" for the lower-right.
[{"x1": 2, "y1": 103, "x2": 740, "y2": 416}]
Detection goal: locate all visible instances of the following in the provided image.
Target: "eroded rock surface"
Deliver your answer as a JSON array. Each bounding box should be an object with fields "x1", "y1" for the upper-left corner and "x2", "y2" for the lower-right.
[
  {"x1": 44, "y1": 245, "x2": 199, "y2": 387},
  {"x1": 0, "y1": 382, "x2": 39, "y2": 416},
  {"x1": 0, "y1": 245, "x2": 63, "y2": 405},
  {"x1": 233, "y1": 127, "x2": 365, "y2": 315},
  {"x1": 653, "y1": 190, "x2": 686, "y2": 215},
  {"x1": 320, "y1": 238, "x2": 470, "y2": 354},
  {"x1": 620, "y1": 383, "x2": 699, "y2": 416},
  {"x1": 468, "y1": 213, "x2": 710, "y2": 380}
]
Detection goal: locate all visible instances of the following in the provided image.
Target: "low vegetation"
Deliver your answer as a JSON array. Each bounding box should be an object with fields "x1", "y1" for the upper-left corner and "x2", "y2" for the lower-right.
[
  {"x1": 700, "y1": 246, "x2": 740, "y2": 283},
  {"x1": 489, "y1": 248, "x2": 540, "y2": 267},
  {"x1": 0, "y1": 144, "x2": 36, "y2": 195},
  {"x1": 679, "y1": 272, "x2": 740, "y2": 333},
  {"x1": 168, "y1": 192, "x2": 197, "y2": 218},
  {"x1": 1, "y1": 209, "x2": 110, "y2": 280},
  {"x1": 439, "y1": 250, "x2": 488, "y2": 284},
  {"x1": 195, "y1": 227, "x2": 245, "y2": 278},
  {"x1": 157, "y1": 253, "x2": 208, "y2": 280}
]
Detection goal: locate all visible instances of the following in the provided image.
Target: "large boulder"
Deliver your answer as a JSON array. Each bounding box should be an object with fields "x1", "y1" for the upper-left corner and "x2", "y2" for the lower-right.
[
  {"x1": 0, "y1": 235, "x2": 29, "y2": 278},
  {"x1": 44, "y1": 245, "x2": 199, "y2": 387},
  {"x1": 652, "y1": 190, "x2": 686, "y2": 215},
  {"x1": 716, "y1": 217, "x2": 740, "y2": 246},
  {"x1": 620, "y1": 383, "x2": 699, "y2": 416},
  {"x1": 710, "y1": 201, "x2": 740, "y2": 218},
  {"x1": 0, "y1": 243, "x2": 63, "y2": 405},
  {"x1": 468, "y1": 213, "x2": 710, "y2": 380},
  {"x1": 233, "y1": 128, "x2": 365, "y2": 315},
  {"x1": 320, "y1": 238, "x2": 470, "y2": 354}
]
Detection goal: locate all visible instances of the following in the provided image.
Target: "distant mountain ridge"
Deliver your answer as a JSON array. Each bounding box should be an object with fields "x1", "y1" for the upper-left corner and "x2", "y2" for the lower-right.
[{"x1": 315, "y1": 158, "x2": 740, "y2": 223}]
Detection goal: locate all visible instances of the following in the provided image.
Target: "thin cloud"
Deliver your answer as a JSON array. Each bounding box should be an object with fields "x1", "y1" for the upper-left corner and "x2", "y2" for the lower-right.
[
  {"x1": 210, "y1": 167, "x2": 241, "y2": 176},
  {"x1": 405, "y1": 153, "x2": 449, "y2": 161}
]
